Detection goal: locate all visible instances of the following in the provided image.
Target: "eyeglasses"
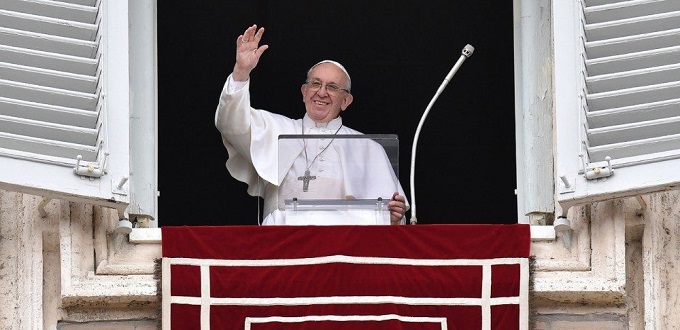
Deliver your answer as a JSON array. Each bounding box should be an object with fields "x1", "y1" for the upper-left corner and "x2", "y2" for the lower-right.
[{"x1": 305, "y1": 80, "x2": 350, "y2": 95}]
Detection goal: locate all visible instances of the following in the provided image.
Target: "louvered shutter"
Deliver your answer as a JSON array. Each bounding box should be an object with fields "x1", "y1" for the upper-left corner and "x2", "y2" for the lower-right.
[
  {"x1": 0, "y1": 0, "x2": 131, "y2": 210},
  {"x1": 554, "y1": 0, "x2": 680, "y2": 210}
]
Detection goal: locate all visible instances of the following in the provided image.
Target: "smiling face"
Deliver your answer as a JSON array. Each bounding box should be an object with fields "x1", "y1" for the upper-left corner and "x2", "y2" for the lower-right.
[{"x1": 301, "y1": 62, "x2": 354, "y2": 123}]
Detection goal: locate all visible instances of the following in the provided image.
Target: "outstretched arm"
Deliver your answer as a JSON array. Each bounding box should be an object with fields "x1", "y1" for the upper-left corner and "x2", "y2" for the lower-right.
[{"x1": 232, "y1": 24, "x2": 269, "y2": 82}]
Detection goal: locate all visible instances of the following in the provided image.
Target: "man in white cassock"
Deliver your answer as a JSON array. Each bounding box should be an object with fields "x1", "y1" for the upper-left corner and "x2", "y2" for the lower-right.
[{"x1": 215, "y1": 24, "x2": 409, "y2": 225}]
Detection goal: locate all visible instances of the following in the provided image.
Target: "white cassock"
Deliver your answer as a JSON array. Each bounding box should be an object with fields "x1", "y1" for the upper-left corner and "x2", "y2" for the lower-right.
[{"x1": 215, "y1": 74, "x2": 408, "y2": 225}]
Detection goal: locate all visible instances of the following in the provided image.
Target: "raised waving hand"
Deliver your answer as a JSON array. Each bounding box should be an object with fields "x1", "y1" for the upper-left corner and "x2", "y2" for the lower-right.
[{"x1": 232, "y1": 24, "x2": 269, "y2": 81}]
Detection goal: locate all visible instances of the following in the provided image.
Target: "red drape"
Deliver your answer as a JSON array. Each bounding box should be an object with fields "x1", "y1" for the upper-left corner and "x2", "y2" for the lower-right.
[{"x1": 161, "y1": 224, "x2": 530, "y2": 330}]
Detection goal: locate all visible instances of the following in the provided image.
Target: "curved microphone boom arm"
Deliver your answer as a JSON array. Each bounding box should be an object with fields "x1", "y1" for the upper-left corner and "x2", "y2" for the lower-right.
[{"x1": 408, "y1": 44, "x2": 474, "y2": 225}]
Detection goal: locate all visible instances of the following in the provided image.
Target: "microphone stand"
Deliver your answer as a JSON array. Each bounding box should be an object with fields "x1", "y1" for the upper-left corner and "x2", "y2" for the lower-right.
[{"x1": 409, "y1": 44, "x2": 474, "y2": 225}]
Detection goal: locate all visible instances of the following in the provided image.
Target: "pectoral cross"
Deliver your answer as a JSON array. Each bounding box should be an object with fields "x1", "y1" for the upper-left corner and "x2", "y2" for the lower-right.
[{"x1": 297, "y1": 169, "x2": 316, "y2": 192}]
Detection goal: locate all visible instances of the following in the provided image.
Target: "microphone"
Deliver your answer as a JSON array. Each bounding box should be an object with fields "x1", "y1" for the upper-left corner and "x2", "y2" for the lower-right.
[{"x1": 408, "y1": 44, "x2": 474, "y2": 225}]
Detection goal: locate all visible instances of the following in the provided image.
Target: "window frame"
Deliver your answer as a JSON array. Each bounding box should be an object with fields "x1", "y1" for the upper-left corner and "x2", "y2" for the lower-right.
[
  {"x1": 515, "y1": 0, "x2": 680, "y2": 241},
  {"x1": 0, "y1": 0, "x2": 158, "y2": 223},
  {"x1": 553, "y1": 0, "x2": 680, "y2": 215}
]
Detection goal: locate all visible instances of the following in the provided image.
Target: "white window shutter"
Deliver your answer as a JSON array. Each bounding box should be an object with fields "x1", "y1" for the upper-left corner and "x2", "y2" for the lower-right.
[
  {"x1": 554, "y1": 0, "x2": 680, "y2": 211},
  {"x1": 0, "y1": 0, "x2": 132, "y2": 212}
]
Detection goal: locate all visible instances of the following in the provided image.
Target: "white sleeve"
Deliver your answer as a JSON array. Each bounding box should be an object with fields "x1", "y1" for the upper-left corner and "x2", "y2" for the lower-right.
[
  {"x1": 226, "y1": 75, "x2": 248, "y2": 93},
  {"x1": 214, "y1": 75, "x2": 299, "y2": 195}
]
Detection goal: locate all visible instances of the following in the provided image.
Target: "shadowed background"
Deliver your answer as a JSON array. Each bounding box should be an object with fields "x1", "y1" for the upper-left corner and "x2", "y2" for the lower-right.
[{"x1": 158, "y1": 1, "x2": 516, "y2": 226}]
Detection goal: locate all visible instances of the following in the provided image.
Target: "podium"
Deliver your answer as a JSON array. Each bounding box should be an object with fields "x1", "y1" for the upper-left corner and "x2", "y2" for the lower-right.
[
  {"x1": 276, "y1": 134, "x2": 401, "y2": 225},
  {"x1": 161, "y1": 224, "x2": 531, "y2": 329}
]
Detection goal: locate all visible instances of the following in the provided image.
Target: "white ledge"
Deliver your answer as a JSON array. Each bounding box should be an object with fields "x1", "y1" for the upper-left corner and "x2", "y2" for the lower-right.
[
  {"x1": 61, "y1": 275, "x2": 158, "y2": 307},
  {"x1": 129, "y1": 227, "x2": 162, "y2": 244},
  {"x1": 530, "y1": 225, "x2": 556, "y2": 241},
  {"x1": 132, "y1": 226, "x2": 554, "y2": 243}
]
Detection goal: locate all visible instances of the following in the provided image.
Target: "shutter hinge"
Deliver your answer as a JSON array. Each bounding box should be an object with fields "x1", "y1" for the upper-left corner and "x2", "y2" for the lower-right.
[
  {"x1": 74, "y1": 152, "x2": 108, "y2": 178},
  {"x1": 580, "y1": 154, "x2": 614, "y2": 180}
]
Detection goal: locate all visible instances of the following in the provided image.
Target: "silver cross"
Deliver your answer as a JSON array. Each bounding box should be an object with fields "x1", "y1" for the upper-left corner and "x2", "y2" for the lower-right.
[{"x1": 297, "y1": 169, "x2": 316, "y2": 192}]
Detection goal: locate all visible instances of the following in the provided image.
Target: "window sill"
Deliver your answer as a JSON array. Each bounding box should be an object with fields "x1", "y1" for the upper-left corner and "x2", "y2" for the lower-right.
[
  {"x1": 129, "y1": 227, "x2": 162, "y2": 244},
  {"x1": 133, "y1": 226, "x2": 556, "y2": 244},
  {"x1": 530, "y1": 225, "x2": 556, "y2": 241}
]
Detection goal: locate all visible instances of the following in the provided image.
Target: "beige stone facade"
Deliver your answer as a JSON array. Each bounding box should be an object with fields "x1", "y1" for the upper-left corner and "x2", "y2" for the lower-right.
[
  {"x1": 0, "y1": 190, "x2": 160, "y2": 329},
  {"x1": 1, "y1": 188, "x2": 679, "y2": 329},
  {"x1": 531, "y1": 190, "x2": 680, "y2": 329}
]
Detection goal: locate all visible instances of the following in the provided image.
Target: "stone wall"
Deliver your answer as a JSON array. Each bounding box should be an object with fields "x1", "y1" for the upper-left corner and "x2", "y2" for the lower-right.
[
  {"x1": 530, "y1": 190, "x2": 680, "y2": 329},
  {"x1": 0, "y1": 190, "x2": 160, "y2": 329}
]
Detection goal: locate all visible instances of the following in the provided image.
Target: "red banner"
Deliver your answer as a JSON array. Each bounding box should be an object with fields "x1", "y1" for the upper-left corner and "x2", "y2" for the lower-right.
[{"x1": 161, "y1": 224, "x2": 530, "y2": 330}]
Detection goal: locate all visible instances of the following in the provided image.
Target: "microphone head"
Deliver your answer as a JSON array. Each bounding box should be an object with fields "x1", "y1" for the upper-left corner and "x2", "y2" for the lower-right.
[{"x1": 462, "y1": 44, "x2": 474, "y2": 57}]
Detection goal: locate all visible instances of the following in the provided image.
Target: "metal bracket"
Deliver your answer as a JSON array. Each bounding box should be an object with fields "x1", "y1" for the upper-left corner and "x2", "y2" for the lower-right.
[
  {"x1": 580, "y1": 155, "x2": 614, "y2": 180},
  {"x1": 74, "y1": 152, "x2": 109, "y2": 178},
  {"x1": 558, "y1": 174, "x2": 576, "y2": 194},
  {"x1": 112, "y1": 176, "x2": 129, "y2": 195},
  {"x1": 554, "y1": 216, "x2": 572, "y2": 250}
]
